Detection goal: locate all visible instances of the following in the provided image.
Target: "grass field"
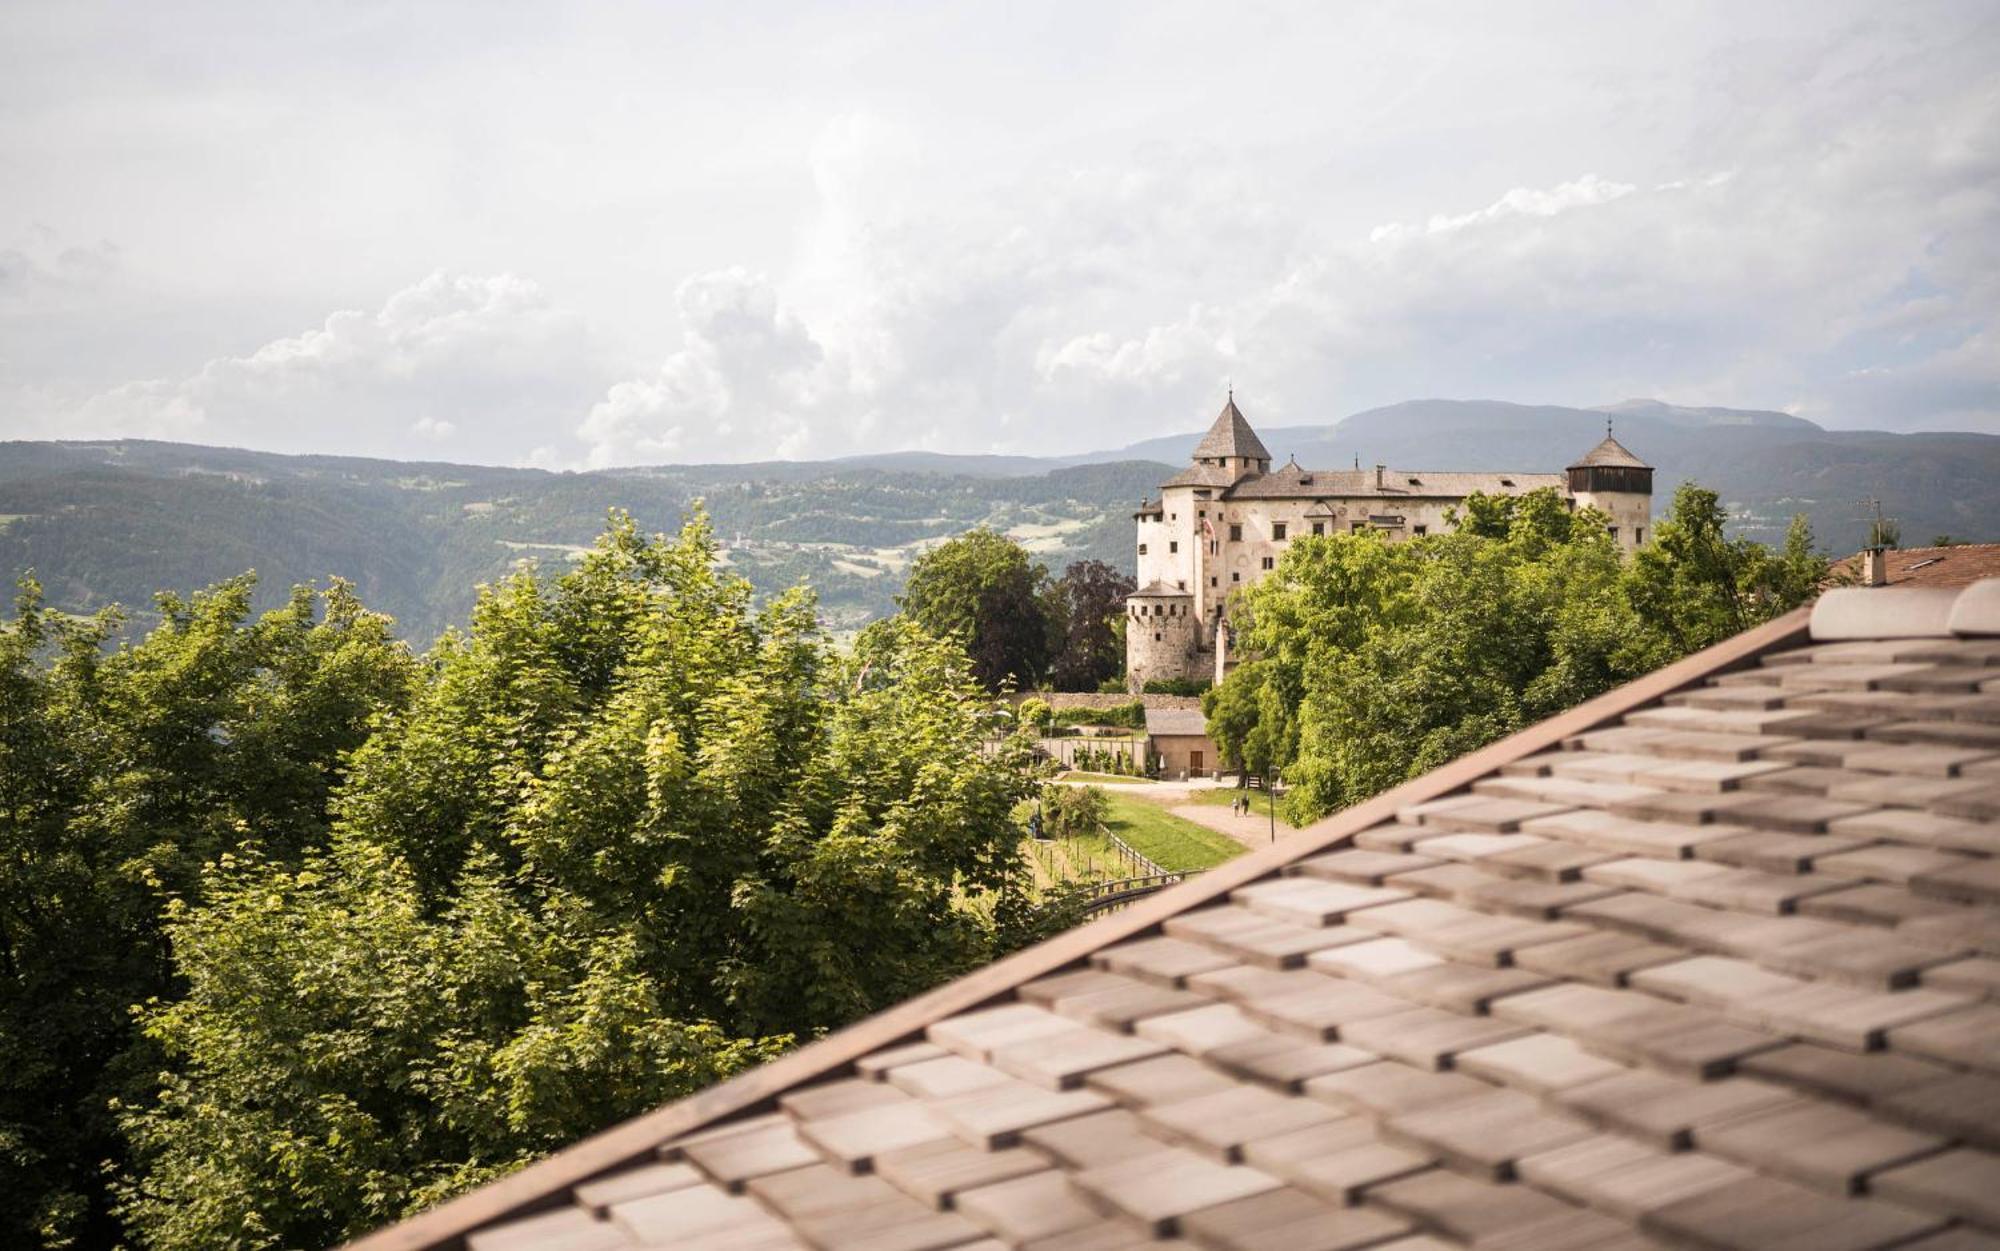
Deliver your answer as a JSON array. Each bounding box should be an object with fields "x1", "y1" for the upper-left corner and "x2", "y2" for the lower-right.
[
  {"x1": 1190, "y1": 786, "x2": 1303, "y2": 827},
  {"x1": 1097, "y1": 789, "x2": 1245, "y2": 870},
  {"x1": 1057, "y1": 771, "x2": 1152, "y2": 786}
]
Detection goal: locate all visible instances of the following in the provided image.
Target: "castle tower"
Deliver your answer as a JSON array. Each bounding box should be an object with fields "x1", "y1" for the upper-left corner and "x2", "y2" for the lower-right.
[
  {"x1": 1188, "y1": 392, "x2": 1271, "y2": 483},
  {"x1": 1567, "y1": 424, "x2": 1654, "y2": 551},
  {"x1": 1124, "y1": 586, "x2": 1198, "y2": 692}
]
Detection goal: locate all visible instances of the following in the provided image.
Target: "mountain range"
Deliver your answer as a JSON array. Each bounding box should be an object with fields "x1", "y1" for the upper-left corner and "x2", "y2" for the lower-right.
[{"x1": 1, "y1": 398, "x2": 1993, "y2": 642}]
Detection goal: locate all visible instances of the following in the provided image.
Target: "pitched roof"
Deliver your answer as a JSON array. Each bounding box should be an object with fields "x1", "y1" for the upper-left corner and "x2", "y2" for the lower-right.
[
  {"x1": 1158, "y1": 462, "x2": 1237, "y2": 490},
  {"x1": 1144, "y1": 708, "x2": 1209, "y2": 738},
  {"x1": 1190, "y1": 396, "x2": 1271, "y2": 462},
  {"x1": 1566, "y1": 433, "x2": 1651, "y2": 470},
  {"x1": 1219, "y1": 467, "x2": 1565, "y2": 500},
  {"x1": 351, "y1": 579, "x2": 2000, "y2": 1251},
  {"x1": 1832, "y1": 543, "x2": 2000, "y2": 590}
]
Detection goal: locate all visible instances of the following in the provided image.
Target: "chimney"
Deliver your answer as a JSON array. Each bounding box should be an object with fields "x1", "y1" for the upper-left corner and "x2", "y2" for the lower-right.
[
  {"x1": 1374, "y1": 464, "x2": 1385, "y2": 490},
  {"x1": 1863, "y1": 547, "x2": 1889, "y2": 587}
]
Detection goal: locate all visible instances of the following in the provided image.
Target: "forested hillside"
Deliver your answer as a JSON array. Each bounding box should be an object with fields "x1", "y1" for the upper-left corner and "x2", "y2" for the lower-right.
[{"x1": 0, "y1": 440, "x2": 1165, "y2": 642}]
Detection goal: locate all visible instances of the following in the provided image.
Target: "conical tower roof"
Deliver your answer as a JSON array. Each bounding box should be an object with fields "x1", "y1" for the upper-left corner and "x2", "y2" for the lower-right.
[
  {"x1": 1567, "y1": 431, "x2": 1650, "y2": 470},
  {"x1": 1191, "y1": 394, "x2": 1271, "y2": 461}
]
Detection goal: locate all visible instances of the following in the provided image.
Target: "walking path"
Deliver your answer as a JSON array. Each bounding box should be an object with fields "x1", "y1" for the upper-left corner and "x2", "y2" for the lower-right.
[{"x1": 1166, "y1": 801, "x2": 1291, "y2": 851}]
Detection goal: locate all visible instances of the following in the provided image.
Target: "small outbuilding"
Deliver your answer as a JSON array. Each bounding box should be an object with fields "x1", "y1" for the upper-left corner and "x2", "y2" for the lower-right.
[{"x1": 1143, "y1": 706, "x2": 1214, "y2": 779}]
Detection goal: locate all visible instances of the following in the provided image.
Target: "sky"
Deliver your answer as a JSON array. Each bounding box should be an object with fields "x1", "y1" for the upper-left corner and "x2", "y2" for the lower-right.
[{"x1": 1, "y1": 1, "x2": 1996, "y2": 467}]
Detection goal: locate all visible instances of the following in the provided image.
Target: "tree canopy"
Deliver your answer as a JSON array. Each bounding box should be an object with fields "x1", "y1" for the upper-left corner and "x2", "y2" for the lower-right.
[
  {"x1": 897, "y1": 533, "x2": 1134, "y2": 693},
  {"x1": 1205, "y1": 485, "x2": 1827, "y2": 822},
  {"x1": 0, "y1": 576, "x2": 415, "y2": 1248},
  {"x1": 0, "y1": 511, "x2": 1066, "y2": 1251}
]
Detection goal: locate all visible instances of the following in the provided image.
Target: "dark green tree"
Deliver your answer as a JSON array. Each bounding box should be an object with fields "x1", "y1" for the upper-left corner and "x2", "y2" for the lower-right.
[
  {"x1": 0, "y1": 576, "x2": 415, "y2": 1249},
  {"x1": 1044, "y1": 560, "x2": 1136, "y2": 692},
  {"x1": 898, "y1": 529, "x2": 1054, "y2": 690}
]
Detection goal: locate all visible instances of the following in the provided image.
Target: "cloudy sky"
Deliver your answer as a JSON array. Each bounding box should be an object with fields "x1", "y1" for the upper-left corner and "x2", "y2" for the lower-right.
[{"x1": 2, "y1": 1, "x2": 1996, "y2": 466}]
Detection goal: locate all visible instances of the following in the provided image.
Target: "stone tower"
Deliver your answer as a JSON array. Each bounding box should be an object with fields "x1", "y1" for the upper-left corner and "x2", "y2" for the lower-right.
[
  {"x1": 1123, "y1": 586, "x2": 1199, "y2": 692},
  {"x1": 1566, "y1": 425, "x2": 1655, "y2": 551}
]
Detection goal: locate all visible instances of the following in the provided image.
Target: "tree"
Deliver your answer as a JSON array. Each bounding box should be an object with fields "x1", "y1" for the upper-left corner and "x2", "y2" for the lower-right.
[
  {"x1": 898, "y1": 530, "x2": 1054, "y2": 690},
  {"x1": 1208, "y1": 484, "x2": 1824, "y2": 824},
  {"x1": 1625, "y1": 485, "x2": 1826, "y2": 658},
  {"x1": 0, "y1": 576, "x2": 414, "y2": 1249},
  {"x1": 1045, "y1": 560, "x2": 1135, "y2": 692},
  {"x1": 116, "y1": 513, "x2": 1058, "y2": 1250},
  {"x1": 1041, "y1": 783, "x2": 1108, "y2": 839},
  {"x1": 1017, "y1": 697, "x2": 1053, "y2": 732}
]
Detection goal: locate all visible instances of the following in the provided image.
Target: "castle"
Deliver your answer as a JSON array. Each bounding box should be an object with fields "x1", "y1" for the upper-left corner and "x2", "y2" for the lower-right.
[{"x1": 1124, "y1": 396, "x2": 1654, "y2": 690}]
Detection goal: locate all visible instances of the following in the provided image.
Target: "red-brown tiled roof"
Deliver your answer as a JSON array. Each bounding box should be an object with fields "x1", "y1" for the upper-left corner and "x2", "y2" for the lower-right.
[{"x1": 1834, "y1": 544, "x2": 2000, "y2": 590}]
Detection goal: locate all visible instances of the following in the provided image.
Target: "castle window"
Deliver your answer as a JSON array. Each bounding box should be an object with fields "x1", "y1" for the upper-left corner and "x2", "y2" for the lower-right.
[
  {"x1": 1155, "y1": 633, "x2": 1162, "y2": 642},
  {"x1": 1273, "y1": 522, "x2": 1287, "y2": 540},
  {"x1": 1210, "y1": 577, "x2": 1217, "y2": 587},
  {"x1": 1413, "y1": 524, "x2": 1427, "y2": 536},
  {"x1": 1169, "y1": 541, "x2": 1178, "y2": 553},
  {"x1": 1311, "y1": 521, "x2": 1324, "y2": 536},
  {"x1": 1177, "y1": 580, "x2": 1186, "y2": 590},
  {"x1": 1229, "y1": 524, "x2": 1243, "y2": 542},
  {"x1": 1231, "y1": 572, "x2": 1240, "y2": 582},
  {"x1": 1138, "y1": 543, "x2": 1148, "y2": 555},
  {"x1": 1608, "y1": 526, "x2": 1620, "y2": 541},
  {"x1": 1635, "y1": 527, "x2": 1644, "y2": 544},
  {"x1": 1408, "y1": 477, "x2": 1421, "y2": 486},
  {"x1": 1500, "y1": 478, "x2": 1514, "y2": 487},
  {"x1": 1261, "y1": 557, "x2": 1274, "y2": 570}
]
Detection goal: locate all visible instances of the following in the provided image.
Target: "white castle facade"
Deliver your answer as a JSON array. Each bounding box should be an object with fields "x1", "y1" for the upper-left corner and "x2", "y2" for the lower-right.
[{"x1": 1124, "y1": 396, "x2": 1654, "y2": 690}]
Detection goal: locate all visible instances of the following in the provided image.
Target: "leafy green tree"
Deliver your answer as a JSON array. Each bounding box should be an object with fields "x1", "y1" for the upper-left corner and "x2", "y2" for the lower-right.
[
  {"x1": 899, "y1": 529, "x2": 1054, "y2": 690},
  {"x1": 1041, "y1": 783, "x2": 1109, "y2": 838},
  {"x1": 1625, "y1": 485, "x2": 1827, "y2": 657},
  {"x1": 116, "y1": 513, "x2": 1054, "y2": 1250},
  {"x1": 1018, "y1": 697, "x2": 1053, "y2": 731},
  {"x1": 1205, "y1": 485, "x2": 1824, "y2": 824},
  {"x1": 0, "y1": 576, "x2": 414, "y2": 1249}
]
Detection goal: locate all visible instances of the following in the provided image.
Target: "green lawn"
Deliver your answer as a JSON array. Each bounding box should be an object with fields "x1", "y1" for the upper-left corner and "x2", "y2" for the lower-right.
[
  {"x1": 1190, "y1": 786, "x2": 1303, "y2": 827},
  {"x1": 1058, "y1": 771, "x2": 1152, "y2": 786},
  {"x1": 1096, "y1": 789, "x2": 1245, "y2": 871}
]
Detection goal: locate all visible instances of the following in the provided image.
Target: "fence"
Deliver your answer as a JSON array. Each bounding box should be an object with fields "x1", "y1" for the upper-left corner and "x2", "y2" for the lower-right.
[
  {"x1": 1100, "y1": 825, "x2": 1166, "y2": 877},
  {"x1": 983, "y1": 735, "x2": 1149, "y2": 771},
  {"x1": 1080, "y1": 870, "x2": 1202, "y2": 915}
]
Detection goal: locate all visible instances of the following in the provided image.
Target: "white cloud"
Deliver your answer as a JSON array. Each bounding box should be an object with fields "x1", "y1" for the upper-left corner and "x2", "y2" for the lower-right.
[
  {"x1": 1367, "y1": 174, "x2": 1639, "y2": 243},
  {"x1": 577, "y1": 268, "x2": 834, "y2": 466},
  {"x1": 69, "y1": 272, "x2": 606, "y2": 459}
]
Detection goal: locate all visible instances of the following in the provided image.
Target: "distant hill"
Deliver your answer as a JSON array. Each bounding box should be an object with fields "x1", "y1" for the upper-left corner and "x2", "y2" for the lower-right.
[
  {"x1": 2, "y1": 397, "x2": 1993, "y2": 641},
  {"x1": 0, "y1": 439, "x2": 1167, "y2": 643}
]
